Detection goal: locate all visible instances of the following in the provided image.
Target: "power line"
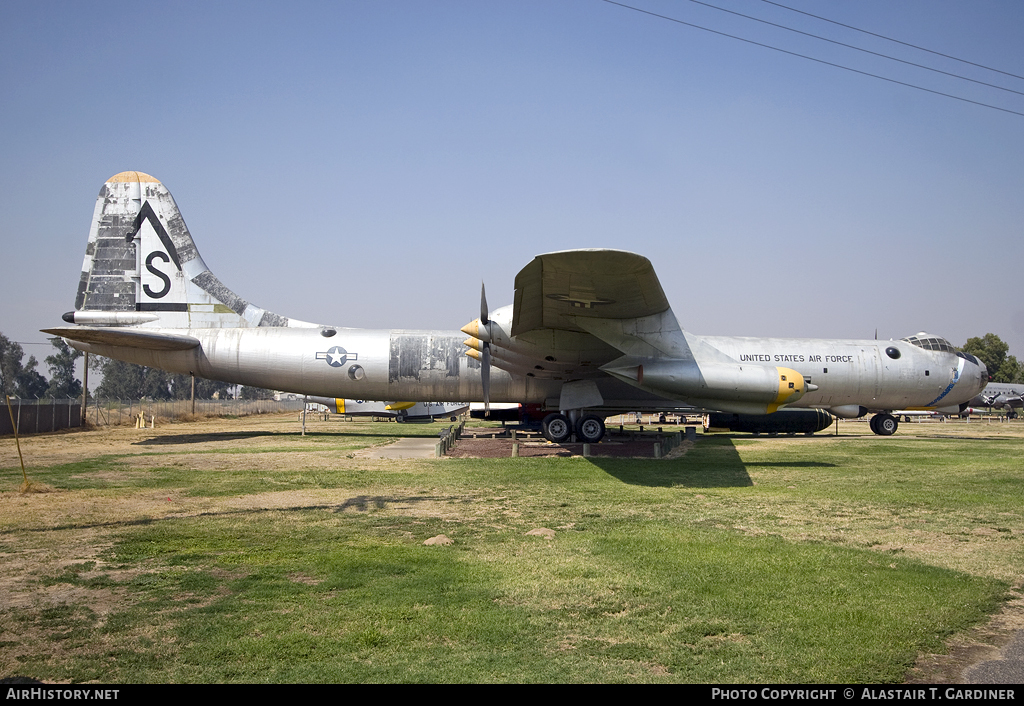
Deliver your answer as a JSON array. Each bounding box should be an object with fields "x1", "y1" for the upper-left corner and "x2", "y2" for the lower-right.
[
  {"x1": 760, "y1": 0, "x2": 1024, "y2": 82},
  {"x1": 599, "y1": 0, "x2": 1024, "y2": 118},
  {"x1": 684, "y1": 0, "x2": 1024, "y2": 97}
]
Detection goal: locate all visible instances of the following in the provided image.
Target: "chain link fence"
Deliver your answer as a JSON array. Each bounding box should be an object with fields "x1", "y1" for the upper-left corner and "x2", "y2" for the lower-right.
[
  {"x1": 3, "y1": 397, "x2": 306, "y2": 434},
  {"x1": 2, "y1": 398, "x2": 81, "y2": 435}
]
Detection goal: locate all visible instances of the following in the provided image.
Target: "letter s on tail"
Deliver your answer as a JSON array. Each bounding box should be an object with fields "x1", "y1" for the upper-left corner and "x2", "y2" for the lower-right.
[{"x1": 70, "y1": 171, "x2": 315, "y2": 330}]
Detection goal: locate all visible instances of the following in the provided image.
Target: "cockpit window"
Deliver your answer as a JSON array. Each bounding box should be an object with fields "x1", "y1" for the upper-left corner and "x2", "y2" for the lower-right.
[
  {"x1": 901, "y1": 334, "x2": 956, "y2": 353},
  {"x1": 957, "y1": 351, "x2": 980, "y2": 365}
]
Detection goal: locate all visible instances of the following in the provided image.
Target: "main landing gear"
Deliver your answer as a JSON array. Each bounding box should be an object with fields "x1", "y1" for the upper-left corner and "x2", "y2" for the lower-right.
[
  {"x1": 869, "y1": 413, "x2": 898, "y2": 436},
  {"x1": 541, "y1": 412, "x2": 606, "y2": 443}
]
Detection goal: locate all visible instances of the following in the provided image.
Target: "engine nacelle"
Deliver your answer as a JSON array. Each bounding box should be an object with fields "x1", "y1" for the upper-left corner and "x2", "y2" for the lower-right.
[{"x1": 602, "y1": 358, "x2": 809, "y2": 414}]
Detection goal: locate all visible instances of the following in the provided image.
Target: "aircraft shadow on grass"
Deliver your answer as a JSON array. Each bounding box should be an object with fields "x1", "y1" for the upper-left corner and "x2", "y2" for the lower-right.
[
  {"x1": 132, "y1": 431, "x2": 282, "y2": 446},
  {"x1": 586, "y1": 437, "x2": 755, "y2": 488},
  {"x1": 131, "y1": 430, "x2": 391, "y2": 446}
]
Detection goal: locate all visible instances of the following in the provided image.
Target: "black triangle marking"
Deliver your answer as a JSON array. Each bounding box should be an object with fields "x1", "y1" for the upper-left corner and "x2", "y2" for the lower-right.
[{"x1": 125, "y1": 201, "x2": 182, "y2": 271}]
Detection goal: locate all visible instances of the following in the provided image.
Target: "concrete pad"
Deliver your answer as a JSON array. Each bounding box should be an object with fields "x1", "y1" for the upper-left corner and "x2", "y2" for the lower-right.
[{"x1": 963, "y1": 631, "x2": 1024, "y2": 684}]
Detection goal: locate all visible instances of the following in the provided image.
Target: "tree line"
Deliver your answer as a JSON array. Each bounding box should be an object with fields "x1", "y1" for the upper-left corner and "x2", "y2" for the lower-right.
[
  {"x1": 0, "y1": 333, "x2": 82, "y2": 399},
  {"x1": 962, "y1": 334, "x2": 1023, "y2": 384},
  {"x1": 3, "y1": 329, "x2": 1021, "y2": 401}
]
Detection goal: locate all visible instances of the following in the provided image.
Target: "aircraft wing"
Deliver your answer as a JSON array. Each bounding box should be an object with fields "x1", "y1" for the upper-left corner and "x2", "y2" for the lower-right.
[
  {"x1": 511, "y1": 250, "x2": 670, "y2": 337},
  {"x1": 41, "y1": 327, "x2": 201, "y2": 351}
]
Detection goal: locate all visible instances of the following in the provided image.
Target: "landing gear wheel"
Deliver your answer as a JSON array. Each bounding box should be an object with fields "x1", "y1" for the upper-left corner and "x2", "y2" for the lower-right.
[
  {"x1": 871, "y1": 413, "x2": 898, "y2": 436},
  {"x1": 575, "y1": 414, "x2": 605, "y2": 443},
  {"x1": 1009, "y1": 411, "x2": 1018, "y2": 420},
  {"x1": 542, "y1": 413, "x2": 572, "y2": 443}
]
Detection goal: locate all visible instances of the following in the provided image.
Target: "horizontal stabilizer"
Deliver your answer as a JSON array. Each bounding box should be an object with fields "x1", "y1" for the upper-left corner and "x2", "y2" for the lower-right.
[{"x1": 41, "y1": 327, "x2": 201, "y2": 351}]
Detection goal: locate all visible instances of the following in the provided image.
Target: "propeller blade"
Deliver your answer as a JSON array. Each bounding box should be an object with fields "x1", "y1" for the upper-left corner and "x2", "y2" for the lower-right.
[
  {"x1": 480, "y1": 282, "x2": 489, "y2": 325},
  {"x1": 478, "y1": 282, "x2": 491, "y2": 415},
  {"x1": 482, "y1": 343, "x2": 491, "y2": 414}
]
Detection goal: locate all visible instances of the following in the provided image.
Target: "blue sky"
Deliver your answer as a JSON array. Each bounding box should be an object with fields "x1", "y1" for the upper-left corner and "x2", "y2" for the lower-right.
[{"x1": 2, "y1": 0, "x2": 1022, "y2": 373}]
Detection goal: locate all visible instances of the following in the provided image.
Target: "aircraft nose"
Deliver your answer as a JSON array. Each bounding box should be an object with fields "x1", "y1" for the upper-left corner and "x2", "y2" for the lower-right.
[{"x1": 973, "y1": 359, "x2": 989, "y2": 394}]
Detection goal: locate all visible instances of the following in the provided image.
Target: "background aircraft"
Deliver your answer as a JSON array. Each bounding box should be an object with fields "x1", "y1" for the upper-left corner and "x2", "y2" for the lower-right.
[
  {"x1": 306, "y1": 397, "x2": 466, "y2": 422},
  {"x1": 967, "y1": 382, "x2": 1024, "y2": 419},
  {"x1": 45, "y1": 172, "x2": 987, "y2": 441}
]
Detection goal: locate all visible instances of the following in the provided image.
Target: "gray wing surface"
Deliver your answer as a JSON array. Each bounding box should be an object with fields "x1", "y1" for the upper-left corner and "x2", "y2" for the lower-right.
[{"x1": 511, "y1": 250, "x2": 670, "y2": 337}]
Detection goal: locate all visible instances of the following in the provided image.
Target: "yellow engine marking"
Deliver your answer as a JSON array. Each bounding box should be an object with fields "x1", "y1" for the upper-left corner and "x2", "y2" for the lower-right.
[
  {"x1": 768, "y1": 366, "x2": 806, "y2": 414},
  {"x1": 460, "y1": 319, "x2": 481, "y2": 338}
]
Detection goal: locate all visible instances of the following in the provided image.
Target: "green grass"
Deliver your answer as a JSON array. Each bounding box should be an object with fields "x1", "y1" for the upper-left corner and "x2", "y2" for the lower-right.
[{"x1": 1, "y1": 417, "x2": 1021, "y2": 682}]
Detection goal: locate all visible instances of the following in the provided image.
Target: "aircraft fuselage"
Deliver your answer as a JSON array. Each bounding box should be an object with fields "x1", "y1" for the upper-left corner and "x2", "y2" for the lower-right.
[
  {"x1": 73, "y1": 326, "x2": 983, "y2": 417},
  {"x1": 73, "y1": 328, "x2": 558, "y2": 403},
  {"x1": 702, "y1": 336, "x2": 983, "y2": 414}
]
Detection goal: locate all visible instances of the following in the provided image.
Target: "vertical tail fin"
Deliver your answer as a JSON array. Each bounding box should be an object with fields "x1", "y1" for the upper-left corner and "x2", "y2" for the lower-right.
[{"x1": 72, "y1": 171, "x2": 314, "y2": 329}]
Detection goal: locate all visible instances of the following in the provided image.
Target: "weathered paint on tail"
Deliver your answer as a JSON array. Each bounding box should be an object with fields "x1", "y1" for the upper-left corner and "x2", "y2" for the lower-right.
[{"x1": 71, "y1": 171, "x2": 315, "y2": 330}]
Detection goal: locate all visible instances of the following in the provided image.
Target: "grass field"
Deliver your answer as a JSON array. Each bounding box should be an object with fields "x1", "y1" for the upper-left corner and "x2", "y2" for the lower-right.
[{"x1": 1, "y1": 415, "x2": 1022, "y2": 683}]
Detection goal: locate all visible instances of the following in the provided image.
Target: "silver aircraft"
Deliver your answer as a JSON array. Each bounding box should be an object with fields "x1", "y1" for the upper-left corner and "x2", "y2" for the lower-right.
[
  {"x1": 306, "y1": 398, "x2": 467, "y2": 422},
  {"x1": 968, "y1": 382, "x2": 1023, "y2": 418},
  {"x1": 45, "y1": 172, "x2": 988, "y2": 441}
]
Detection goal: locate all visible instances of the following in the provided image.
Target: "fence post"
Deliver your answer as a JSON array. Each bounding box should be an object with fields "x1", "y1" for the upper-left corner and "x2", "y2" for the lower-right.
[{"x1": 82, "y1": 352, "x2": 89, "y2": 424}]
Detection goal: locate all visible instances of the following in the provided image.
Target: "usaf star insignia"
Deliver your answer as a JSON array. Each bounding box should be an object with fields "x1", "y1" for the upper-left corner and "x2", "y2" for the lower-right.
[{"x1": 316, "y1": 346, "x2": 358, "y2": 368}]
